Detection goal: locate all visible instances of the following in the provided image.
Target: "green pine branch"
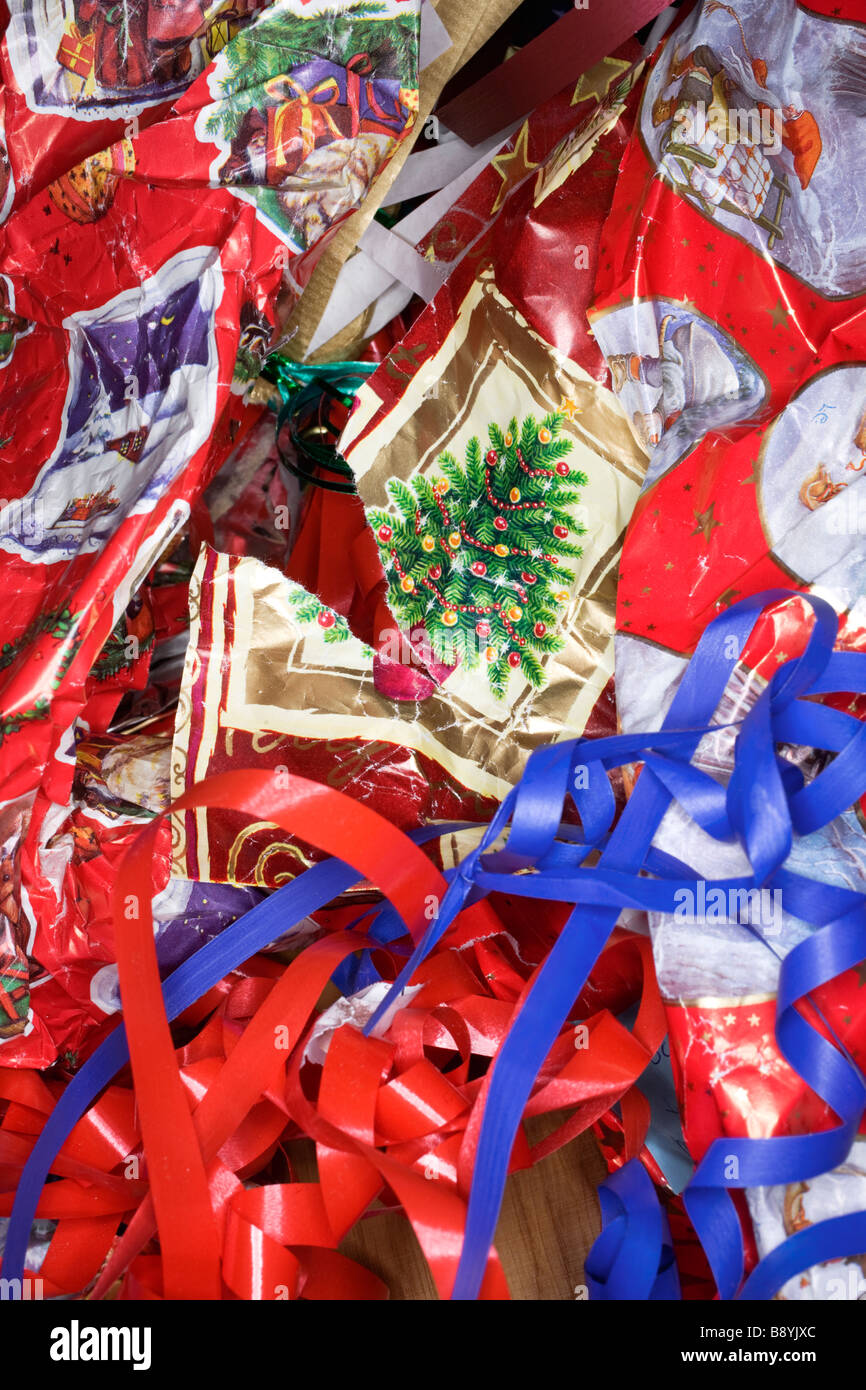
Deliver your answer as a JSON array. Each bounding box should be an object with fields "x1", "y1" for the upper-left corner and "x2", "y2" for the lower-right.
[
  {"x1": 386, "y1": 479, "x2": 417, "y2": 523},
  {"x1": 520, "y1": 651, "x2": 546, "y2": 689},
  {"x1": 205, "y1": 4, "x2": 418, "y2": 144}
]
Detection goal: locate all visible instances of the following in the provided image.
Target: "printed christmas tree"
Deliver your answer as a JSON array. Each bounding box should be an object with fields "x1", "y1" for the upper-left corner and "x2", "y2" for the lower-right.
[
  {"x1": 288, "y1": 585, "x2": 374, "y2": 657},
  {"x1": 289, "y1": 587, "x2": 353, "y2": 644},
  {"x1": 369, "y1": 413, "x2": 587, "y2": 699}
]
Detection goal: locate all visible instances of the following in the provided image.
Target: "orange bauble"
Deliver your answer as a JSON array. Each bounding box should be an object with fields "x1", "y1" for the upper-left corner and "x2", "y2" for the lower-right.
[
  {"x1": 538, "y1": 427, "x2": 552, "y2": 444},
  {"x1": 421, "y1": 535, "x2": 435, "y2": 552},
  {"x1": 509, "y1": 488, "x2": 520, "y2": 502},
  {"x1": 494, "y1": 544, "x2": 509, "y2": 557},
  {"x1": 400, "y1": 575, "x2": 415, "y2": 593},
  {"x1": 448, "y1": 531, "x2": 461, "y2": 548},
  {"x1": 442, "y1": 610, "x2": 458, "y2": 626}
]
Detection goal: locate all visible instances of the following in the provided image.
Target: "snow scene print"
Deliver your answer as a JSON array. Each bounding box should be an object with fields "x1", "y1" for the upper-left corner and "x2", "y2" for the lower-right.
[
  {"x1": 592, "y1": 295, "x2": 765, "y2": 485},
  {"x1": 5, "y1": 0, "x2": 262, "y2": 119},
  {"x1": 0, "y1": 245, "x2": 221, "y2": 565},
  {"x1": 758, "y1": 363, "x2": 866, "y2": 607},
  {"x1": 198, "y1": 0, "x2": 419, "y2": 249},
  {"x1": 641, "y1": 0, "x2": 866, "y2": 297}
]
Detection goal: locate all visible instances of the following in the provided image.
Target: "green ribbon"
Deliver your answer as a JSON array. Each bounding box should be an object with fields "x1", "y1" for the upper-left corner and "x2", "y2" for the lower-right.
[{"x1": 261, "y1": 353, "x2": 378, "y2": 494}]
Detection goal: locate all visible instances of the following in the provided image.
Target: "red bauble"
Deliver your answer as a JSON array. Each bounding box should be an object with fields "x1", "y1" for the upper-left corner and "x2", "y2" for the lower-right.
[
  {"x1": 553, "y1": 524, "x2": 568, "y2": 539},
  {"x1": 485, "y1": 449, "x2": 498, "y2": 465},
  {"x1": 377, "y1": 524, "x2": 392, "y2": 541},
  {"x1": 521, "y1": 571, "x2": 537, "y2": 584},
  {"x1": 429, "y1": 564, "x2": 442, "y2": 579},
  {"x1": 555, "y1": 462, "x2": 570, "y2": 477},
  {"x1": 534, "y1": 622, "x2": 547, "y2": 637},
  {"x1": 476, "y1": 621, "x2": 491, "y2": 638},
  {"x1": 317, "y1": 611, "x2": 336, "y2": 629},
  {"x1": 507, "y1": 651, "x2": 521, "y2": 668},
  {"x1": 471, "y1": 560, "x2": 487, "y2": 576},
  {"x1": 494, "y1": 517, "x2": 508, "y2": 532}
]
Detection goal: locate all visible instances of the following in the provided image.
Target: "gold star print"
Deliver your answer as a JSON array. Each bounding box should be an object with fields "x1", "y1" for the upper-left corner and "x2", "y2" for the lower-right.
[
  {"x1": 775, "y1": 650, "x2": 789, "y2": 664},
  {"x1": 490, "y1": 122, "x2": 538, "y2": 215},
  {"x1": 724, "y1": 1013, "x2": 736, "y2": 1026},
  {"x1": 560, "y1": 396, "x2": 581, "y2": 421},
  {"x1": 664, "y1": 561, "x2": 674, "y2": 570},
  {"x1": 691, "y1": 502, "x2": 721, "y2": 543},
  {"x1": 748, "y1": 1013, "x2": 761, "y2": 1026},
  {"x1": 385, "y1": 341, "x2": 428, "y2": 381},
  {"x1": 768, "y1": 297, "x2": 791, "y2": 330},
  {"x1": 570, "y1": 56, "x2": 630, "y2": 106}
]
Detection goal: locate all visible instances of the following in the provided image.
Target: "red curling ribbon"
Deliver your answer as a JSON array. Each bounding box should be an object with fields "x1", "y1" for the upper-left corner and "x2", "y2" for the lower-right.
[
  {"x1": 91, "y1": 929, "x2": 367, "y2": 1299},
  {"x1": 109, "y1": 767, "x2": 484, "y2": 1299},
  {"x1": 1, "y1": 755, "x2": 672, "y2": 1300},
  {"x1": 40, "y1": 1214, "x2": 120, "y2": 1296}
]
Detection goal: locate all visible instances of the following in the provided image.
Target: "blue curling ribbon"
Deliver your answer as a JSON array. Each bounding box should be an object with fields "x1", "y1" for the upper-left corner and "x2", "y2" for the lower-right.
[
  {"x1": 441, "y1": 588, "x2": 866, "y2": 1300},
  {"x1": 6, "y1": 591, "x2": 866, "y2": 1303}
]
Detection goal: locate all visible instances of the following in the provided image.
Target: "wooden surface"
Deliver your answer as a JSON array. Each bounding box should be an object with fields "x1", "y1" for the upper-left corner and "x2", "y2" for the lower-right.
[{"x1": 292, "y1": 1117, "x2": 606, "y2": 1300}]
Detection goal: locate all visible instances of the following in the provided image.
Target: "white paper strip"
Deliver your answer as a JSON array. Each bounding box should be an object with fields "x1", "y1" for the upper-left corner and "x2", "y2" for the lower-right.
[
  {"x1": 306, "y1": 122, "x2": 520, "y2": 356},
  {"x1": 420, "y1": 0, "x2": 453, "y2": 69}
]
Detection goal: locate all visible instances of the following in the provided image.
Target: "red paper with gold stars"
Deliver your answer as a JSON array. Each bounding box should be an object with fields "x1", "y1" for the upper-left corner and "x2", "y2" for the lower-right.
[
  {"x1": 0, "y1": 0, "x2": 419, "y2": 1064},
  {"x1": 593, "y1": 0, "x2": 866, "y2": 1296}
]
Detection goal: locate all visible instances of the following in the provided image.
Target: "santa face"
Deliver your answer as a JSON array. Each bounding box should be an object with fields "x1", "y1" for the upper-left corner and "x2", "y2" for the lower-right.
[
  {"x1": 759, "y1": 364, "x2": 866, "y2": 602},
  {"x1": 594, "y1": 297, "x2": 765, "y2": 483},
  {"x1": 639, "y1": 0, "x2": 866, "y2": 297}
]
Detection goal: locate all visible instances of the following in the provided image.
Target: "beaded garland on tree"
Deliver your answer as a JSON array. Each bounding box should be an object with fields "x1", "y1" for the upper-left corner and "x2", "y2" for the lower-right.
[{"x1": 369, "y1": 413, "x2": 587, "y2": 698}]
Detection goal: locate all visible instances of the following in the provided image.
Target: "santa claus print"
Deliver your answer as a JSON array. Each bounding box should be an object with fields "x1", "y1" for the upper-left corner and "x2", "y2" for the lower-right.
[
  {"x1": 198, "y1": 4, "x2": 418, "y2": 245},
  {"x1": 6, "y1": 0, "x2": 258, "y2": 116},
  {"x1": 640, "y1": 0, "x2": 866, "y2": 297},
  {"x1": 757, "y1": 363, "x2": 866, "y2": 607},
  {"x1": 591, "y1": 295, "x2": 765, "y2": 485}
]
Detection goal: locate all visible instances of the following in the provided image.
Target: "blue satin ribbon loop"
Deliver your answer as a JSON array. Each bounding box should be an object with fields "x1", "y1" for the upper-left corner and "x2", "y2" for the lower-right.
[{"x1": 585, "y1": 1159, "x2": 680, "y2": 1300}]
